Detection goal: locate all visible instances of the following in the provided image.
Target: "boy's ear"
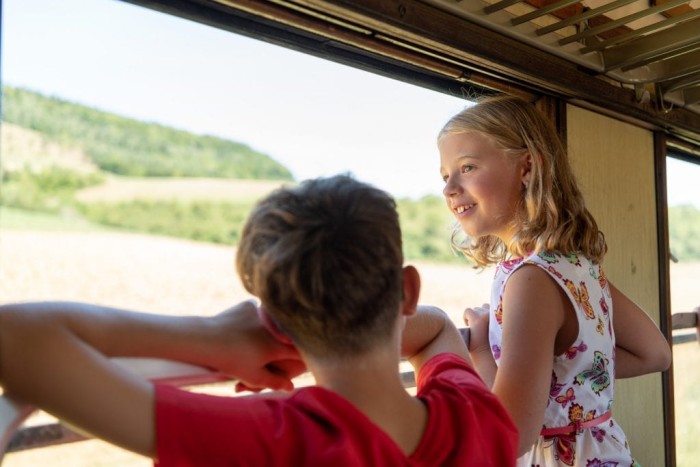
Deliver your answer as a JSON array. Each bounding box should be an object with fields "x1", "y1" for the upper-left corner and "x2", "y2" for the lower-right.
[{"x1": 401, "y1": 265, "x2": 421, "y2": 317}]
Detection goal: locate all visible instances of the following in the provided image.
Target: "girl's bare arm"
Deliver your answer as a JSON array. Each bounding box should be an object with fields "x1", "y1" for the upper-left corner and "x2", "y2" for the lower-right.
[
  {"x1": 463, "y1": 303, "x2": 497, "y2": 387},
  {"x1": 610, "y1": 283, "x2": 672, "y2": 378},
  {"x1": 493, "y1": 265, "x2": 568, "y2": 455}
]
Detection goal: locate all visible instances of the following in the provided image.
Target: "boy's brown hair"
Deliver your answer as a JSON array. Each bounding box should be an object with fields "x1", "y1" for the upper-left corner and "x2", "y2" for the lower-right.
[{"x1": 236, "y1": 174, "x2": 404, "y2": 358}]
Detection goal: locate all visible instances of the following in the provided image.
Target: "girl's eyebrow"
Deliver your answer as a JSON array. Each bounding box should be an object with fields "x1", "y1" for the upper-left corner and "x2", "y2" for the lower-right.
[
  {"x1": 450, "y1": 154, "x2": 481, "y2": 164},
  {"x1": 458, "y1": 153, "x2": 482, "y2": 160}
]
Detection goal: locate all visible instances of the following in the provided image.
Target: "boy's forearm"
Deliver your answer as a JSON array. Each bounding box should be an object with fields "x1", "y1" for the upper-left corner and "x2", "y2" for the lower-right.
[
  {"x1": 403, "y1": 305, "x2": 470, "y2": 371},
  {"x1": 0, "y1": 302, "x2": 216, "y2": 365},
  {"x1": 0, "y1": 302, "x2": 158, "y2": 457},
  {"x1": 401, "y1": 305, "x2": 446, "y2": 358},
  {"x1": 0, "y1": 301, "x2": 303, "y2": 394}
]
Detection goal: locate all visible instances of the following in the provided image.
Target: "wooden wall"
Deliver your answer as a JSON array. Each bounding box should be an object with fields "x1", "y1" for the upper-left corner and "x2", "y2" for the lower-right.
[{"x1": 566, "y1": 104, "x2": 666, "y2": 466}]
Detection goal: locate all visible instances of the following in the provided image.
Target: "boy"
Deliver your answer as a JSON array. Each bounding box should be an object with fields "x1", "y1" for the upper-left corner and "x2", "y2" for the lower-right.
[{"x1": 0, "y1": 175, "x2": 517, "y2": 465}]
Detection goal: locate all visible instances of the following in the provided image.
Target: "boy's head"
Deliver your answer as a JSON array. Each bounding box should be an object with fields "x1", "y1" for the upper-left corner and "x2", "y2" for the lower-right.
[{"x1": 236, "y1": 174, "x2": 405, "y2": 359}]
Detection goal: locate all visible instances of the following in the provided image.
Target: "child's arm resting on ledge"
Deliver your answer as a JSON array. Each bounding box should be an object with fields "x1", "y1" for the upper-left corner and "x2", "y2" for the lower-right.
[
  {"x1": 402, "y1": 305, "x2": 471, "y2": 374},
  {"x1": 0, "y1": 300, "x2": 302, "y2": 459}
]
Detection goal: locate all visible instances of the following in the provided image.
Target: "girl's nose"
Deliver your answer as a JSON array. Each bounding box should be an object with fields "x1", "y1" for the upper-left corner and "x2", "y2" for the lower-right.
[{"x1": 443, "y1": 175, "x2": 461, "y2": 197}]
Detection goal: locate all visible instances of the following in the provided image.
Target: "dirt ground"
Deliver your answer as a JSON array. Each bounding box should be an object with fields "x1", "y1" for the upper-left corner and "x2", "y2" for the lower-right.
[{"x1": 1, "y1": 229, "x2": 698, "y2": 466}]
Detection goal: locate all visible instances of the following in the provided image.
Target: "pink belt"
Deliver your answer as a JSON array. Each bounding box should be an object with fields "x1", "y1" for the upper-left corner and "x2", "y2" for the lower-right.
[{"x1": 540, "y1": 411, "x2": 612, "y2": 436}]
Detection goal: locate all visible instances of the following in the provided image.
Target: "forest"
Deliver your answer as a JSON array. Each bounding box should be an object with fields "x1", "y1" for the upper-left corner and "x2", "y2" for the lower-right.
[{"x1": 2, "y1": 86, "x2": 293, "y2": 180}]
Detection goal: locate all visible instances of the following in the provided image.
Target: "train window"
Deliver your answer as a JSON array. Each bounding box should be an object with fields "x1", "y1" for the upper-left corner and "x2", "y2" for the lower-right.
[
  {"x1": 666, "y1": 155, "x2": 700, "y2": 467},
  {"x1": 0, "y1": 1, "x2": 488, "y2": 464}
]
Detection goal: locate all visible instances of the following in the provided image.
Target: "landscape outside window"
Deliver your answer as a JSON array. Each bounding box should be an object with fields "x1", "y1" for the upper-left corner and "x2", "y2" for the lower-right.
[
  {"x1": 0, "y1": 1, "x2": 486, "y2": 464},
  {"x1": 666, "y1": 157, "x2": 700, "y2": 466},
  {"x1": 1, "y1": 1, "x2": 698, "y2": 466}
]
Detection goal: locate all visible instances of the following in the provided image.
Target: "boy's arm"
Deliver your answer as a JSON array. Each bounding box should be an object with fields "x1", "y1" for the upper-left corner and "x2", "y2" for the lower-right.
[
  {"x1": 610, "y1": 283, "x2": 672, "y2": 378},
  {"x1": 0, "y1": 300, "x2": 301, "y2": 458},
  {"x1": 401, "y1": 305, "x2": 471, "y2": 374}
]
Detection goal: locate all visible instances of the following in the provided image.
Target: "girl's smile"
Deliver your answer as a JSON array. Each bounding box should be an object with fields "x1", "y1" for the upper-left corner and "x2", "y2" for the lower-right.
[
  {"x1": 439, "y1": 131, "x2": 528, "y2": 241},
  {"x1": 454, "y1": 203, "x2": 476, "y2": 216}
]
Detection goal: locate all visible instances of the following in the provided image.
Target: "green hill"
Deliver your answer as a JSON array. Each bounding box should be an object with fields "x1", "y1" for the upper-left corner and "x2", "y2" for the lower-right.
[
  {"x1": 669, "y1": 204, "x2": 700, "y2": 262},
  {"x1": 2, "y1": 86, "x2": 293, "y2": 180}
]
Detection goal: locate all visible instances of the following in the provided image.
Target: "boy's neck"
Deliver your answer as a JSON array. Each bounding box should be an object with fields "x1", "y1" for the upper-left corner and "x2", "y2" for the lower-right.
[{"x1": 307, "y1": 346, "x2": 428, "y2": 456}]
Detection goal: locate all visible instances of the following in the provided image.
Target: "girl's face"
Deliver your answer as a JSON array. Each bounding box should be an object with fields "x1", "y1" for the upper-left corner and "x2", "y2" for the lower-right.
[{"x1": 439, "y1": 131, "x2": 528, "y2": 242}]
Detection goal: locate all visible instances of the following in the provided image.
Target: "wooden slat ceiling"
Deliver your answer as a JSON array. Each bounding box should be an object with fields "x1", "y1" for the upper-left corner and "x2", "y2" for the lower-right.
[{"x1": 425, "y1": 0, "x2": 700, "y2": 114}]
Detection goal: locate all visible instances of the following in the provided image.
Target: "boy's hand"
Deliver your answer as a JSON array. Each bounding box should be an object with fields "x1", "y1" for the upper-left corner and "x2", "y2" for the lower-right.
[
  {"x1": 234, "y1": 359, "x2": 308, "y2": 393},
  {"x1": 209, "y1": 301, "x2": 306, "y2": 392},
  {"x1": 463, "y1": 303, "x2": 490, "y2": 354}
]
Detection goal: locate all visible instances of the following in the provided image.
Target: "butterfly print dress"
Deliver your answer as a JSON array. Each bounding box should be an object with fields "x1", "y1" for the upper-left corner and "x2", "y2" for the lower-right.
[{"x1": 490, "y1": 252, "x2": 639, "y2": 467}]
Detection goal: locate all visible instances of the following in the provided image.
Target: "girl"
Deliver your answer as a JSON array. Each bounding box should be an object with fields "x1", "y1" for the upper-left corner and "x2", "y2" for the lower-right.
[{"x1": 438, "y1": 95, "x2": 672, "y2": 466}]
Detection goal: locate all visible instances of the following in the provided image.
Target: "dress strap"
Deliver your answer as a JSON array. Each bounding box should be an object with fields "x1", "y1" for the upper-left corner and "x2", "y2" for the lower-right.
[{"x1": 540, "y1": 411, "x2": 612, "y2": 436}]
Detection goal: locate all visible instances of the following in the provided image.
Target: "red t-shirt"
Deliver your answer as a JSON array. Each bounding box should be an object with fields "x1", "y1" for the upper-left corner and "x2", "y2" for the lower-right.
[{"x1": 155, "y1": 353, "x2": 517, "y2": 466}]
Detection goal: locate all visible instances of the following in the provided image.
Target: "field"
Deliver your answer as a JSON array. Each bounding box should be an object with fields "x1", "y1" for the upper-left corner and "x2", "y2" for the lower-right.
[
  {"x1": 74, "y1": 176, "x2": 289, "y2": 203},
  {"x1": 1, "y1": 213, "x2": 698, "y2": 466}
]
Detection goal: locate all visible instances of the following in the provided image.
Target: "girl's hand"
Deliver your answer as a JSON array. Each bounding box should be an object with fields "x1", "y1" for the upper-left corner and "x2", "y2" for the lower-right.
[{"x1": 464, "y1": 303, "x2": 490, "y2": 354}]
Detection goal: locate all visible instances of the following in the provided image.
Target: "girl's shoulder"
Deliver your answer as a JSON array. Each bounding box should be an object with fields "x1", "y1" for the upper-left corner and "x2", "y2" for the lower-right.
[
  {"x1": 495, "y1": 251, "x2": 598, "y2": 287},
  {"x1": 522, "y1": 251, "x2": 594, "y2": 270},
  {"x1": 499, "y1": 251, "x2": 598, "y2": 284}
]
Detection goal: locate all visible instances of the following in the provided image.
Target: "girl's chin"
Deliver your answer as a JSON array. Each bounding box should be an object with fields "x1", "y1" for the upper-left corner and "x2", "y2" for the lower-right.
[{"x1": 458, "y1": 222, "x2": 478, "y2": 238}]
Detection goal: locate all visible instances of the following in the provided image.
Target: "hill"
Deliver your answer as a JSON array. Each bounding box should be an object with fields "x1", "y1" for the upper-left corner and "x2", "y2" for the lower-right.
[
  {"x1": 669, "y1": 204, "x2": 700, "y2": 261},
  {"x1": 1, "y1": 122, "x2": 98, "y2": 174},
  {"x1": 1, "y1": 86, "x2": 293, "y2": 180}
]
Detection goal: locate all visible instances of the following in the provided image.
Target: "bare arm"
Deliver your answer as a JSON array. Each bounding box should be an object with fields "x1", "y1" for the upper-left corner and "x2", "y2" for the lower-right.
[
  {"x1": 492, "y1": 266, "x2": 567, "y2": 455},
  {"x1": 610, "y1": 283, "x2": 672, "y2": 378},
  {"x1": 463, "y1": 303, "x2": 497, "y2": 387},
  {"x1": 402, "y1": 305, "x2": 471, "y2": 374},
  {"x1": 0, "y1": 300, "x2": 302, "y2": 459}
]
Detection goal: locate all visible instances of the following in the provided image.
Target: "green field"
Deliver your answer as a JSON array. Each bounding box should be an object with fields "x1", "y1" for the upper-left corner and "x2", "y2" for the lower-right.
[
  {"x1": 0, "y1": 206, "x2": 104, "y2": 231},
  {"x1": 74, "y1": 175, "x2": 289, "y2": 203},
  {"x1": 674, "y1": 340, "x2": 700, "y2": 466}
]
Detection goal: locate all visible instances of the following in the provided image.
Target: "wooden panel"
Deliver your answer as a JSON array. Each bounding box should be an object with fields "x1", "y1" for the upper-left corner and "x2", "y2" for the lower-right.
[{"x1": 566, "y1": 104, "x2": 665, "y2": 466}]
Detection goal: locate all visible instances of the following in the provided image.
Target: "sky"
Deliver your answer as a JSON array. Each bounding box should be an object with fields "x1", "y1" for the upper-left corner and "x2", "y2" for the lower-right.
[
  {"x1": 2, "y1": 0, "x2": 699, "y2": 206},
  {"x1": 0, "y1": 0, "x2": 467, "y2": 199}
]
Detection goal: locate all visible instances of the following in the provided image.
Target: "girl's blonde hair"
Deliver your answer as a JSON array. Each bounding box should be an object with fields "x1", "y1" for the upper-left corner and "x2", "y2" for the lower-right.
[{"x1": 438, "y1": 95, "x2": 607, "y2": 268}]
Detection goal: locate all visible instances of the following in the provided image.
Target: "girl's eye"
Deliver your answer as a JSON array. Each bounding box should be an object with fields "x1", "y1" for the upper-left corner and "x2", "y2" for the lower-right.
[
  {"x1": 461, "y1": 165, "x2": 475, "y2": 174},
  {"x1": 441, "y1": 174, "x2": 449, "y2": 183}
]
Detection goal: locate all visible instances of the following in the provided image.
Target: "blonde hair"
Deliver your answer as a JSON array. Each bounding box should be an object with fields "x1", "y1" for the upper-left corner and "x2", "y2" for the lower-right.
[{"x1": 438, "y1": 95, "x2": 606, "y2": 268}]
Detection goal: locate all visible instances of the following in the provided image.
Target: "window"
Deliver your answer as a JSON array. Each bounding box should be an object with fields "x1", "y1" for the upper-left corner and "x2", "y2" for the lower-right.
[
  {"x1": 1, "y1": 1, "x2": 487, "y2": 463},
  {"x1": 666, "y1": 155, "x2": 700, "y2": 467}
]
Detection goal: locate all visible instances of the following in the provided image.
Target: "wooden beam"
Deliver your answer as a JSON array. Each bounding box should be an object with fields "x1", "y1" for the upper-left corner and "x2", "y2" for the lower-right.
[
  {"x1": 122, "y1": 0, "x2": 700, "y2": 142},
  {"x1": 292, "y1": 0, "x2": 700, "y2": 140},
  {"x1": 653, "y1": 0, "x2": 695, "y2": 18},
  {"x1": 672, "y1": 311, "x2": 699, "y2": 330}
]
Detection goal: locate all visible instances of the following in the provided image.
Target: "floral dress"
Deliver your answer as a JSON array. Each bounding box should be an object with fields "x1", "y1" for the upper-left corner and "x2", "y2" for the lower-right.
[{"x1": 489, "y1": 251, "x2": 639, "y2": 467}]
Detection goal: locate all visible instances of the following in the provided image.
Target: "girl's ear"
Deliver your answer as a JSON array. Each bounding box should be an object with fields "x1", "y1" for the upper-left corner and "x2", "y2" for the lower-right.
[{"x1": 521, "y1": 152, "x2": 533, "y2": 188}]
